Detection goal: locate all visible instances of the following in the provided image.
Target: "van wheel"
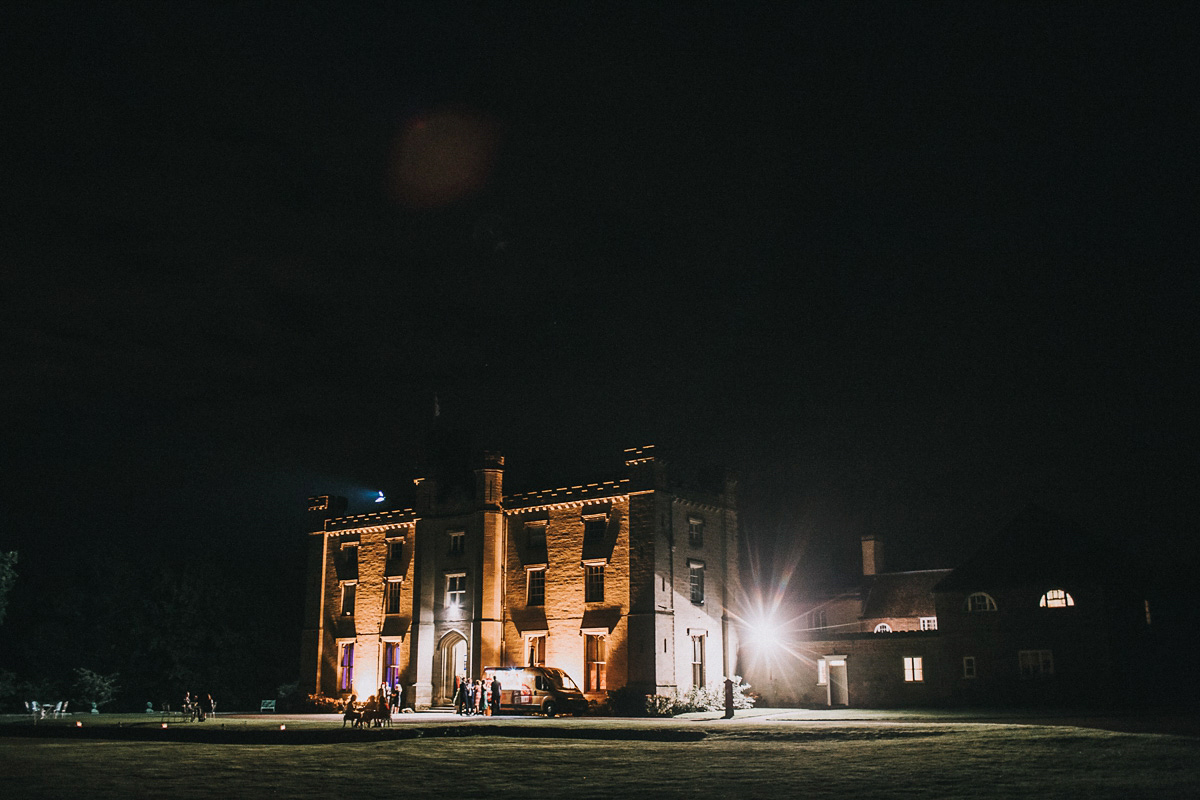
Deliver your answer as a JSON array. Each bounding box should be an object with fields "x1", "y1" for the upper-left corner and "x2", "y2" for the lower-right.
[{"x1": 543, "y1": 701, "x2": 557, "y2": 718}]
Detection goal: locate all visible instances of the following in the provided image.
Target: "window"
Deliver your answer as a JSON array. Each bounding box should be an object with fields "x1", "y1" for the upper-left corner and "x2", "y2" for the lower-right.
[
  {"x1": 903, "y1": 656, "x2": 924, "y2": 682},
  {"x1": 448, "y1": 530, "x2": 465, "y2": 556},
  {"x1": 691, "y1": 634, "x2": 706, "y2": 687},
  {"x1": 817, "y1": 658, "x2": 828, "y2": 686},
  {"x1": 526, "y1": 634, "x2": 546, "y2": 667},
  {"x1": 962, "y1": 656, "x2": 977, "y2": 679},
  {"x1": 585, "y1": 564, "x2": 605, "y2": 603},
  {"x1": 689, "y1": 562, "x2": 705, "y2": 604},
  {"x1": 342, "y1": 544, "x2": 359, "y2": 570},
  {"x1": 445, "y1": 573, "x2": 466, "y2": 615},
  {"x1": 1019, "y1": 650, "x2": 1054, "y2": 678},
  {"x1": 525, "y1": 521, "x2": 546, "y2": 549},
  {"x1": 809, "y1": 609, "x2": 828, "y2": 630},
  {"x1": 920, "y1": 617, "x2": 938, "y2": 631},
  {"x1": 385, "y1": 579, "x2": 403, "y2": 615},
  {"x1": 339, "y1": 642, "x2": 354, "y2": 691},
  {"x1": 874, "y1": 623, "x2": 892, "y2": 633},
  {"x1": 965, "y1": 592, "x2": 997, "y2": 612},
  {"x1": 1039, "y1": 589, "x2": 1075, "y2": 608},
  {"x1": 688, "y1": 516, "x2": 704, "y2": 547},
  {"x1": 388, "y1": 541, "x2": 404, "y2": 562},
  {"x1": 383, "y1": 642, "x2": 401, "y2": 690},
  {"x1": 583, "y1": 515, "x2": 606, "y2": 541},
  {"x1": 527, "y1": 567, "x2": 545, "y2": 606},
  {"x1": 340, "y1": 582, "x2": 356, "y2": 616},
  {"x1": 584, "y1": 634, "x2": 607, "y2": 691}
]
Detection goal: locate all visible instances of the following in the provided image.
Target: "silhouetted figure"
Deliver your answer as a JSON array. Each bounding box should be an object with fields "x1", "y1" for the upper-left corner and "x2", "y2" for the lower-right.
[
  {"x1": 342, "y1": 694, "x2": 360, "y2": 728},
  {"x1": 490, "y1": 675, "x2": 502, "y2": 716},
  {"x1": 453, "y1": 678, "x2": 467, "y2": 715}
]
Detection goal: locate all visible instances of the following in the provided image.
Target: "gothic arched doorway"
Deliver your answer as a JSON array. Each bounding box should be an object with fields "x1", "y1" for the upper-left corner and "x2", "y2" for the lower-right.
[{"x1": 437, "y1": 631, "x2": 468, "y2": 705}]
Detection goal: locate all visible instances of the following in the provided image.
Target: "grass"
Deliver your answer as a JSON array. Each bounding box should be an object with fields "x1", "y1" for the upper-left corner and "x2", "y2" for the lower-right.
[{"x1": 3, "y1": 710, "x2": 1198, "y2": 799}]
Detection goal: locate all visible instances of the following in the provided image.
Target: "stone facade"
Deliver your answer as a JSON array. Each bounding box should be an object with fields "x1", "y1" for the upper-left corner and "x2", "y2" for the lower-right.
[{"x1": 300, "y1": 446, "x2": 739, "y2": 709}]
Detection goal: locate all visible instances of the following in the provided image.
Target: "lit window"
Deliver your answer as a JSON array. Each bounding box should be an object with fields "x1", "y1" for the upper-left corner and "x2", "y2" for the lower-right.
[
  {"x1": 383, "y1": 641, "x2": 401, "y2": 690},
  {"x1": 691, "y1": 634, "x2": 707, "y2": 687},
  {"x1": 585, "y1": 634, "x2": 607, "y2": 691},
  {"x1": 585, "y1": 564, "x2": 605, "y2": 603},
  {"x1": 339, "y1": 642, "x2": 354, "y2": 691},
  {"x1": 903, "y1": 656, "x2": 924, "y2": 682},
  {"x1": 874, "y1": 623, "x2": 892, "y2": 633},
  {"x1": 964, "y1": 592, "x2": 997, "y2": 612},
  {"x1": 1038, "y1": 589, "x2": 1075, "y2": 608},
  {"x1": 385, "y1": 579, "x2": 403, "y2": 615},
  {"x1": 920, "y1": 617, "x2": 937, "y2": 631},
  {"x1": 526, "y1": 634, "x2": 546, "y2": 666},
  {"x1": 689, "y1": 562, "x2": 705, "y2": 605},
  {"x1": 527, "y1": 567, "x2": 545, "y2": 606},
  {"x1": 445, "y1": 573, "x2": 466, "y2": 614},
  {"x1": 1019, "y1": 649, "x2": 1054, "y2": 678},
  {"x1": 809, "y1": 609, "x2": 828, "y2": 630},
  {"x1": 817, "y1": 658, "x2": 828, "y2": 686},
  {"x1": 583, "y1": 515, "x2": 606, "y2": 541},
  {"x1": 340, "y1": 582, "x2": 356, "y2": 616},
  {"x1": 688, "y1": 516, "x2": 704, "y2": 547},
  {"x1": 448, "y1": 530, "x2": 465, "y2": 556},
  {"x1": 962, "y1": 656, "x2": 976, "y2": 679}
]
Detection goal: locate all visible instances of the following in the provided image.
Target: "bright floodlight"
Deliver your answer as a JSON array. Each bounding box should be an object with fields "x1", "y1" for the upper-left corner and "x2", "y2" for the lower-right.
[
  {"x1": 374, "y1": 491, "x2": 386, "y2": 503},
  {"x1": 745, "y1": 615, "x2": 779, "y2": 653}
]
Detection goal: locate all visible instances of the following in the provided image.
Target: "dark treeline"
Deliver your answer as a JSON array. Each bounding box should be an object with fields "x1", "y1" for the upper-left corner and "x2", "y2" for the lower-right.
[{"x1": 0, "y1": 542, "x2": 306, "y2": 712}]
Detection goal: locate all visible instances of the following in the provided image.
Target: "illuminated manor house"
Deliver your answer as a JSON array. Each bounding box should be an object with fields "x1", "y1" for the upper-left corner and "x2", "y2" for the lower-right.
[{"x1": 300, "y1": 446, "x2": 740, "y2": 709}]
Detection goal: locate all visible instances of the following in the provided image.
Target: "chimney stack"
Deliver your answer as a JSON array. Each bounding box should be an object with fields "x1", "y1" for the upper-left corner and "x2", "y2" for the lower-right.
[{"x1": 861, "y1": 535, "x2": 884, "y2": 577}]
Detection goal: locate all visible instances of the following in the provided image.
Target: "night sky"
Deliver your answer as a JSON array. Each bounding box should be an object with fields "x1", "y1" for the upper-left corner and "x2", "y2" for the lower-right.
[{"x1": 3, "y1": 2, "x2": 1197, "y2": 625}]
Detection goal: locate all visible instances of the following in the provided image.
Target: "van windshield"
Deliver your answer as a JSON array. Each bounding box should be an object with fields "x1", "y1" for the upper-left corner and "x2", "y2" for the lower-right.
[{"x1": 543, "y1": 668, "x2": 579, "y2": 691}]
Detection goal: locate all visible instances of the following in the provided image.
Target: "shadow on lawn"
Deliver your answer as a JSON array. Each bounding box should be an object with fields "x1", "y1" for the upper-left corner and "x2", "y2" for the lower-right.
[{"x1": 0, "y1": 722, "x2": 707, "y2": 745}]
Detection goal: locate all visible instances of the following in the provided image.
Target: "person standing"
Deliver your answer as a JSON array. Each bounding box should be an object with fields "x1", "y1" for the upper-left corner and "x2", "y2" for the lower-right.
[
  {"x1": 453, "y1": 676, "x2": 466, "y2": 715},
  {"x1": 490, "y1": 674, "x2": 502, "y2": 716},
  {"x1": 478, "y1": 679, "x2": 489, "y2": 716}
]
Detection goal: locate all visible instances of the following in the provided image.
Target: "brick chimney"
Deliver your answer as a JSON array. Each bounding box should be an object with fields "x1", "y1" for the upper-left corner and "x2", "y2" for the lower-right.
[{"x1": 861, "y1": 535, "x2": 884, "y2": 577}]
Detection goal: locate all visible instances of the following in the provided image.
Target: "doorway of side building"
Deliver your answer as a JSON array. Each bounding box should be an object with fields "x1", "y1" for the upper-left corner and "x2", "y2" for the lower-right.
[
  {"x1": 826, "y1": 656, "x2": 849, "y2": 706},
  {"x1": 437, "y1": 631, "x2": 468, "y2": 706}
]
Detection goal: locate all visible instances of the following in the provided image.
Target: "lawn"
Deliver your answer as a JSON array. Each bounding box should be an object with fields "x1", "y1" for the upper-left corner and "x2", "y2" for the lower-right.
[{"x1": 3, "y1": 711, "x2": 1198, "y2": 799}]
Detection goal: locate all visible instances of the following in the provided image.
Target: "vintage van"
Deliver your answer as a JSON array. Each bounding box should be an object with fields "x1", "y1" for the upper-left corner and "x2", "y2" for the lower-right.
[{"x1": 483, "y1": 666, "x2": 588, "y2": 717}]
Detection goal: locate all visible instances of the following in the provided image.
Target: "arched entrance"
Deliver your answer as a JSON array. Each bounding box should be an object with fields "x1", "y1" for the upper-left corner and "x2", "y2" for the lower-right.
[{"x1": 437, "y1": 631, "x2": 468, "y2": 705}]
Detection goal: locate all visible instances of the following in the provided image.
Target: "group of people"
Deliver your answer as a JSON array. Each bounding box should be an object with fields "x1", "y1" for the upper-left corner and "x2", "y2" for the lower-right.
[
  {"x1": 182, "y1": 691, "x2": 215, "y2": 722},
  {"x1": 342, "y1": 682, "x2": 401, "y2": 728},
  {"x1": 453, "y1": 675, "x2": 501, "y2": 716}
]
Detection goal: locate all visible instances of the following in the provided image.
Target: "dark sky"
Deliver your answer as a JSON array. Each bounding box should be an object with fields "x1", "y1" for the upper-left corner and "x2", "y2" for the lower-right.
[{"x1": 2, "y1": 3, "x2": 1197, "y2": 590}]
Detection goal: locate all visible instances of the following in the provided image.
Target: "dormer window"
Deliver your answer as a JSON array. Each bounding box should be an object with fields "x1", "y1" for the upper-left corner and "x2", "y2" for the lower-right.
[
  {"x1": 1039, "y1": 588, "x2": 1075, "y2": 608},
  {"x1": 964, "y1": 592, "x2": 997, "y2": 612}
]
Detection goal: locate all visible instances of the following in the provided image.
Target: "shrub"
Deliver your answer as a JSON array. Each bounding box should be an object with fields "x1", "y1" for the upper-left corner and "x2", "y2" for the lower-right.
[
  {"x1": 601, "y1": 677, "x2": 756, "y2": 717},
  {"x1": 72, "y1": 667, "x2": 119, "y2": 710},
  {"x1": 298, "y1": 693, "x2": 343, "y2": 713}
]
